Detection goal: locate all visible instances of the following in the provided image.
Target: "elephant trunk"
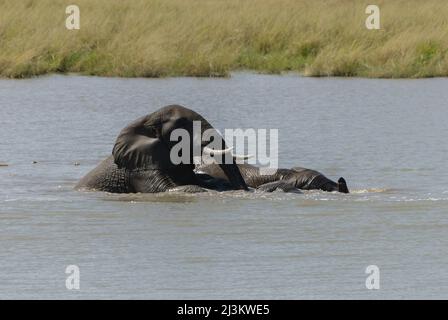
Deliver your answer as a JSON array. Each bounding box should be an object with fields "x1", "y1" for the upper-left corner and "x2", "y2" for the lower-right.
[
  {"x1": 200, "y1": 129, "x2": 248, "y2": 191},
  {"x1": 219, "y1": 160, "x2": 249, "y2": 191}
]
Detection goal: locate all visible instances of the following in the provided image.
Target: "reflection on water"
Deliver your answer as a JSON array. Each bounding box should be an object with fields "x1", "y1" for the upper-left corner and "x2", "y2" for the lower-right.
[{"x1": 0, "y1": 73, "x2": 448, "y2": 299}]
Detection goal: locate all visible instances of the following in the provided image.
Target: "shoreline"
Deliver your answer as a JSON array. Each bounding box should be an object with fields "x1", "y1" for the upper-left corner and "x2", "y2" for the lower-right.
[{"x1": 1, "y1": 71, "x2": 447, "y2": 81}]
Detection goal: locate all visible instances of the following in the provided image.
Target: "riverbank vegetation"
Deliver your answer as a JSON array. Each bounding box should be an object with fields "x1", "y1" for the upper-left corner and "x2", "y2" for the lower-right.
[{"x1": 1, "y1": 0, "x2": 448, "y2": 78}]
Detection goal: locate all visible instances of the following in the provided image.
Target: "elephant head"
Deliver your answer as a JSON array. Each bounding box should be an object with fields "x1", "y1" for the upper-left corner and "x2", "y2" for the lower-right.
[
  {"x1": 112, "y1": 105, "x2": 249, "y2": 190},
  {"x1": 290, "y1": 167, "x2": 349, "y2": 193}
]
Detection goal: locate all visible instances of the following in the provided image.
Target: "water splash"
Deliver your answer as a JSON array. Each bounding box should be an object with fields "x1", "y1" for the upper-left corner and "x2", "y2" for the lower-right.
[{"x1": 350, "y1": 188, "x2": 390, "y2": 194}]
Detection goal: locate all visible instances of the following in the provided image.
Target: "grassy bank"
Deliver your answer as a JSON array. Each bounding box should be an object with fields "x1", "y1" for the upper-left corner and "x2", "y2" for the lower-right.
[{"x1": 1, "y1": 0, "x2": 448, "y2": 78}]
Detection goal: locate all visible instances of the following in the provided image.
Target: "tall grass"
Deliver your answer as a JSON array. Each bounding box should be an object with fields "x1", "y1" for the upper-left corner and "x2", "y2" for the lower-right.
[{"x1": 1, "y1": 0, "x2": 448, "y2": 78}]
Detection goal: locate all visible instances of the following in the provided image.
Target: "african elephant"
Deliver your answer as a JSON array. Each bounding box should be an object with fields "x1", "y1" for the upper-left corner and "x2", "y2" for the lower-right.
[
  {"x1": 76, "y1": 105, "x2": 248, "y2": 193},
  {"x1": 196, "y1": 163, "x2": 349, "y2": 193}
]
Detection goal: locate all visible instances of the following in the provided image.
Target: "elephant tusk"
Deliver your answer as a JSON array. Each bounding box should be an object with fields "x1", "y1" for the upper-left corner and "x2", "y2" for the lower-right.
[
  {"x1": 233, "y1": 154, "x2": 253, "y2": 160},
  {"x1": 203, "y1": 146, "x2": 234, "y2": 156},
  {"x1": 203, "y1": 146, "x2": 252, "y2": 160}
]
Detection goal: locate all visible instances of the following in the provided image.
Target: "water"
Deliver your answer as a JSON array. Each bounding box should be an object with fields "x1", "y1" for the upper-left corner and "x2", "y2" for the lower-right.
[{"x1": 0, "y1": 73, "x2": 447, "y2": 299}]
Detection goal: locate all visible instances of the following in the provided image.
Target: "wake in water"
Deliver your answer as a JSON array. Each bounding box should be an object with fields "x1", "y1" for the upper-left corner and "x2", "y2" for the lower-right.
[
  {"x1": 113, "y1": 188, "x2": 448, "y2": 204},
  {"x1": 350, "y1": 188, "x2": 391, "y2": 194},
  {"x1": 99, "y1": 187, "x2": 384, "y2": 203}
]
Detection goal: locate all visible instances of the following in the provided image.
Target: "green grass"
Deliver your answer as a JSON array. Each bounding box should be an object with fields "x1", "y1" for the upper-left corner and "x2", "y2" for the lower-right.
[{"x1": 1, "y1": 0, "x2": 448, "y2": 78}]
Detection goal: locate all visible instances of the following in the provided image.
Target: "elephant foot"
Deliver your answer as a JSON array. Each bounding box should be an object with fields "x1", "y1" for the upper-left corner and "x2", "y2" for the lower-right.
[
  {"x1": 338, "y1": 177, "x2": 349, "y2": 193},
  {"x1": 257, "y1": 181, "x2": 302, "y2": 194},
  {"x1": 168, "y1": 185, "x2": 207, "y2": 193}
]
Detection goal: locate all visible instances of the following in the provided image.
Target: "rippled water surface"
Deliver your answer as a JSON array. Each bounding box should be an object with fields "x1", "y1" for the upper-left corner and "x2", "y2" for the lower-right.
[{"x1": 0, "y1": 73, "x2": 447, "y2": 299}]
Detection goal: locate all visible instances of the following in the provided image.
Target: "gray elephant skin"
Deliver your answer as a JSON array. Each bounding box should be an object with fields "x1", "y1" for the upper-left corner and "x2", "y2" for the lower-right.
[
  {"x1": 76, "y1": 105, "x2": 248, "y2": 193},
  {"x1": 77, "y1": 104, "x2": 349, "y2": 194},
  {"x1": 196, "y1": 163, "x2": 349, "y2": 193}
]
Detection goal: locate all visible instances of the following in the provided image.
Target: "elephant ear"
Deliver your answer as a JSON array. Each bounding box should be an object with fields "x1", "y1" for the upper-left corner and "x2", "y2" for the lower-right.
[{"x1": 112, "y1": 115, "x2": 172, "y2": 170}]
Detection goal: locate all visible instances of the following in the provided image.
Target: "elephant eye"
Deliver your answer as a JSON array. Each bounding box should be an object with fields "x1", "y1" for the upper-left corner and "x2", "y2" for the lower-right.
[{"x1": 144, "y1": 126, "x2": 158, "y2": 137}]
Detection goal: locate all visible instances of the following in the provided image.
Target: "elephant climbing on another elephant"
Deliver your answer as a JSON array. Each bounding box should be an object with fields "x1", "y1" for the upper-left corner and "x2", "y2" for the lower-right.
[
  {"x1": 76, "y1": 105, "x2": 249, "y2": 193},
  {"x1": 196, "y1": 163, "x2": 349, "y2": 193}
]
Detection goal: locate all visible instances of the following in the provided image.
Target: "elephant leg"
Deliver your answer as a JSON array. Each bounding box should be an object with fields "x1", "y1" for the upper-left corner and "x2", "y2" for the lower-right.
[
  {"x1": 257, "y1": 181, "x2": 302, "y2": 193},
  {"x1": 168, "y1": 185, "x2": 207, "y2": 193}
]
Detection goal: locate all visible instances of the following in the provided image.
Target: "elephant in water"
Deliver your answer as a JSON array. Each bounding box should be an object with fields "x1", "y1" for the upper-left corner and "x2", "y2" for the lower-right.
[
  {"x1": 76, "y1": 105, "x2": 249, "y2": 193},
  {"x1": 196, "y1": 163, "x2": 349, "y2": 193}
]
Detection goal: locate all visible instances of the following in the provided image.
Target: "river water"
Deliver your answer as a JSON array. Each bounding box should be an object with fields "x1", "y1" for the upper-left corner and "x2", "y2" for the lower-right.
[{"x1": 0, "y1": 73, "x2": 447, "y2": 299}]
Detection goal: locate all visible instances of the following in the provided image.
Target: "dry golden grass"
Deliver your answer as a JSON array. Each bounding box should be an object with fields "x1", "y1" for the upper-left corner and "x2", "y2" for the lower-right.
[{"x1": 1, "y1": 0, "x2": 448, "y2": 78}]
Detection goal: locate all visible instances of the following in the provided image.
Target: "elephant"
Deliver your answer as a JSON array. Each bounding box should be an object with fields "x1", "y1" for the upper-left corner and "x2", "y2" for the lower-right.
[
  {"x1": 196, "y1": 163, "x2": 349, "y2": 193},
  {"x1": 76, "y1": 105, "x2": 249, "y2": 193}
]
